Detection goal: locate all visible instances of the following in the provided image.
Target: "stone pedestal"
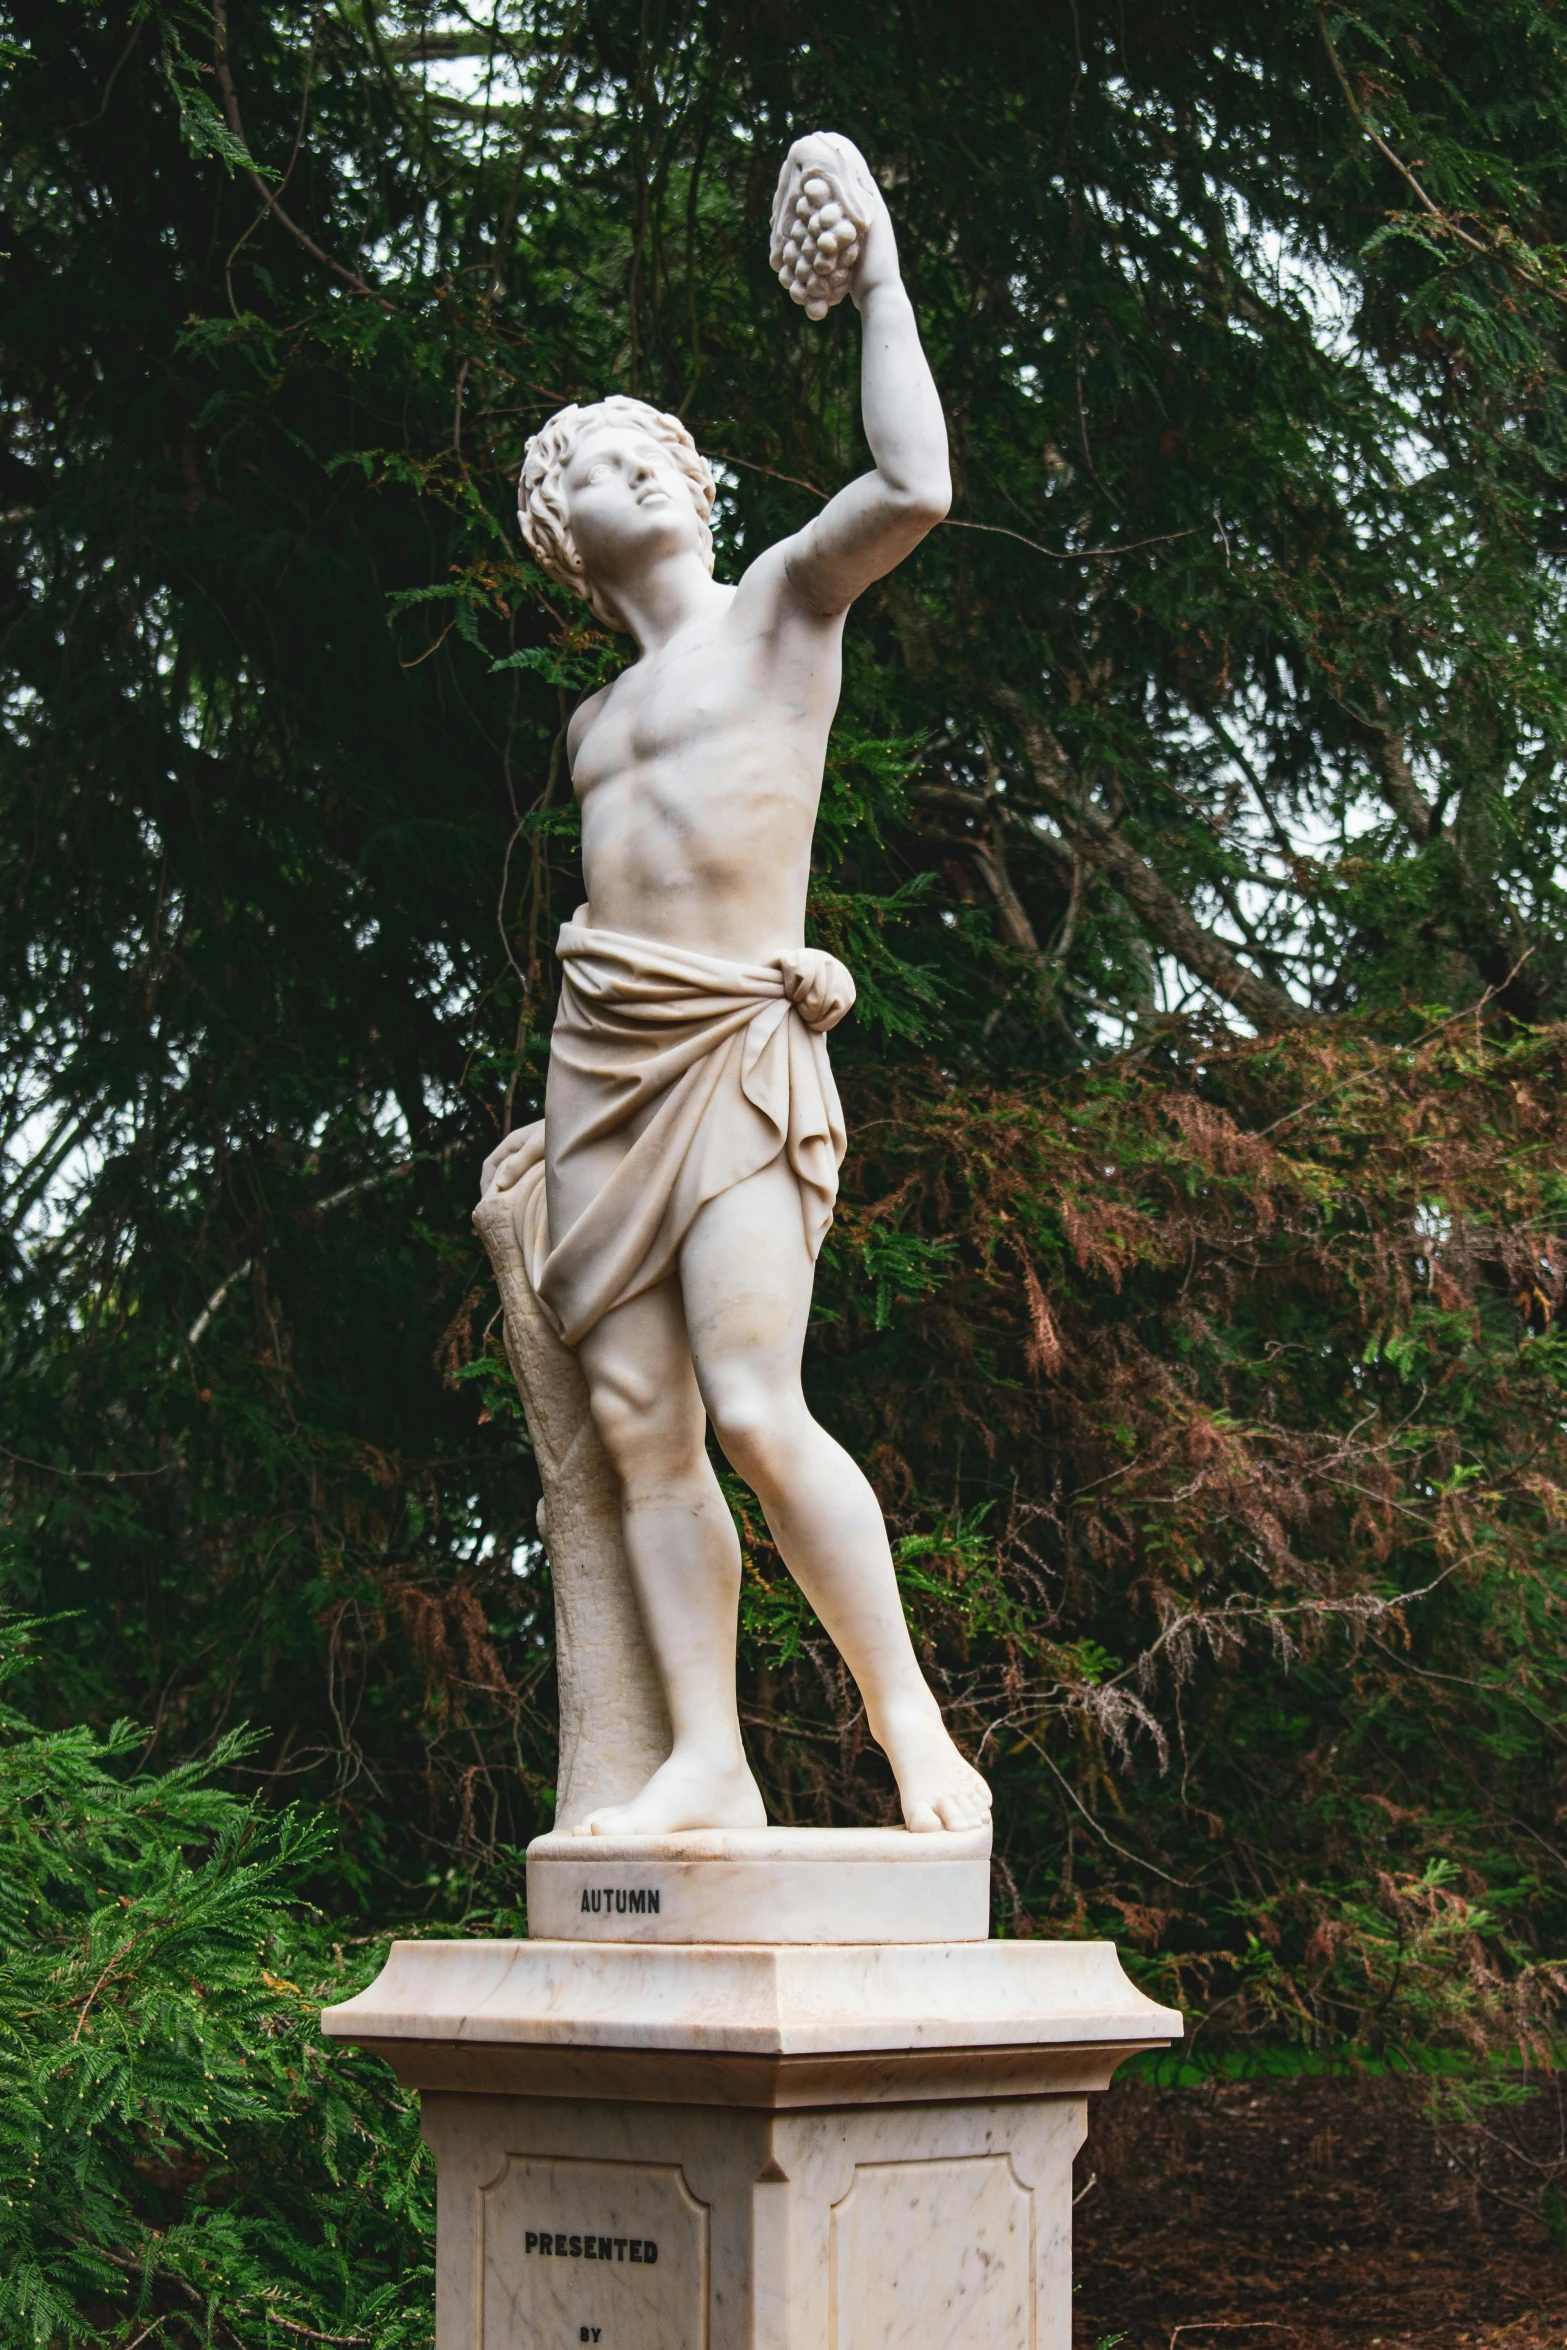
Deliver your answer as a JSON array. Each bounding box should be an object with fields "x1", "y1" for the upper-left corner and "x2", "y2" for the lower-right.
[
  {"x1": 323, "y1": 1935, "x2": 1180, "y2": 2350},
  {"x1": 525, "y1": 1824, "x2": 992, "y2": 1945}
]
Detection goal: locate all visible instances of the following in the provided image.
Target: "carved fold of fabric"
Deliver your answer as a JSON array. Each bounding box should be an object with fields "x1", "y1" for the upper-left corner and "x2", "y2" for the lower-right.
[{"x1": 500, "y1": 917, "x2": 847, "y2": 1348}]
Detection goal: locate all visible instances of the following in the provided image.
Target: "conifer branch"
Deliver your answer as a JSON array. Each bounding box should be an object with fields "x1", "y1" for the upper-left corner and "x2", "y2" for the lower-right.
[
  {"x1": 211, "y1": 0, "x2": 387, "y2": 305},
  {"x1": 1317, "y1": 4, "x2": 1567, "y2": 314},
  {"x1": 185, "y1": 1151, "x2": 462, "y2": 1346},
  {"x1": 186, "y1": 1165, "x2": 414, "y2": 1345}
]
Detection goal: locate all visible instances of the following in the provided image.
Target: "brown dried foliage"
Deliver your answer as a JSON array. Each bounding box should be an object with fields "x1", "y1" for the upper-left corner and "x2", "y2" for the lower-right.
[{"x1": 733, "y1": 1016, "x2": 1567, "y2": 2054}]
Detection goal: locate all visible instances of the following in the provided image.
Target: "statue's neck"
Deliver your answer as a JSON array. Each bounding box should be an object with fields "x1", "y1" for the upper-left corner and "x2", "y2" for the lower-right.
[{"x1": 603, "y1": 553, "x2": 729, "y2": 658}]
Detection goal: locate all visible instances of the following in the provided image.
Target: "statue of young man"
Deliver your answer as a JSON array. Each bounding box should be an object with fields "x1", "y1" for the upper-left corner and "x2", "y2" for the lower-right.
[{"x1": 481, "y1": 133, "x2": 990, "y2": 1841}]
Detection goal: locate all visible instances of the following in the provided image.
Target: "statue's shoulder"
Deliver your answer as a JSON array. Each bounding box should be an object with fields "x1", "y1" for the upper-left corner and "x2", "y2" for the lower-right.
[
  {"x1": 733, "y1": 535, "x2": 794, "y2": 599},
  {"x1": 735, "y1": 532, "x2": 846, "y2": 633}
]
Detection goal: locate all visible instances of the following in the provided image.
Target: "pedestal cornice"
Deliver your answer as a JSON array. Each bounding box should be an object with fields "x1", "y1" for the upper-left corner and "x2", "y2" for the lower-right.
[{"x1": 321, "y1": 1937, "x2": 1181, "y2": 2106}]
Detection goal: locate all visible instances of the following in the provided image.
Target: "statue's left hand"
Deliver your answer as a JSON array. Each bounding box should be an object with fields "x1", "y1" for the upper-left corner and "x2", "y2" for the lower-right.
[
  {"x1": 769, "y1": 132, "x2": 891, "y2": 321},
  {"x1": 479, "y1": 1126, "x2": 537, "y2": 1199},
  {"x1": 778, "y1": 947, "x2": 857, "y2": 1033}
]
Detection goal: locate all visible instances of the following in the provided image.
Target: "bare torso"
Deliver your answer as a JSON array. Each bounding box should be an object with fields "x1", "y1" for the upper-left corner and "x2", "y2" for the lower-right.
[{"x1": 568, "y1": 544, "x2": 845, "y2": 964}]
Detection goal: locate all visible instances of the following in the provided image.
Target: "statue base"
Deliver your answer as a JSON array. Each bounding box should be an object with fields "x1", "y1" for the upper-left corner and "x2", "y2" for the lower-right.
[
  {"x1": 525, "y1": 1823, "x2": 992, "y2": 1943},
  {"x1": 322, "y1": 1937, "x2": 1180, "y2": 2350}
]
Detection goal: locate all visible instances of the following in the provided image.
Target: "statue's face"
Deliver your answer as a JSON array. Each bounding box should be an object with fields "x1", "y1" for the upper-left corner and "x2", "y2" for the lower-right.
[{"x1": 564, "y1": 423, "x2": 702, "y2": 588}]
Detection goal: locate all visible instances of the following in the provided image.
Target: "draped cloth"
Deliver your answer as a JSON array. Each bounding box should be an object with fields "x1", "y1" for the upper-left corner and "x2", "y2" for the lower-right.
[{"x1": 502, "y1": 916, "x2": 848, "y2": 1349}]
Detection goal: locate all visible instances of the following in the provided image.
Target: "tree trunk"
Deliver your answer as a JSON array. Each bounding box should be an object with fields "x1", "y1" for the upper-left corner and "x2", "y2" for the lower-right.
[{"x1": 472, "y1": 1188, "x2": 669, "y2": 1831}]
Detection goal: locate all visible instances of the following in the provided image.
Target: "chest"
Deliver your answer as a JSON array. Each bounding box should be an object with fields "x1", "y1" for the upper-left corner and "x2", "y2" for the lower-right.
[{"x1": 573, "y1": 623, "x2": 830, "y2": 792}]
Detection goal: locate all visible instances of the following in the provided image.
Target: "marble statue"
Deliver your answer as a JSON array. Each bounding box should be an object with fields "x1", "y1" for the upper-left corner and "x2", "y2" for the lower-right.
[
  {"x1": 476, "y1": 132, "x2": 989, "y2": 1844},
  {"x1": 334, "y1": 146, "x2": 1176, "y2": 2344}
]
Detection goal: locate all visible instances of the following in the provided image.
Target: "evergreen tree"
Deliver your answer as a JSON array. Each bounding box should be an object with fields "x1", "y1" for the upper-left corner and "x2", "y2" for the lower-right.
[
  {"x1": 0, "y1": 1618, "x2": 433, "y2": 2346},
  {"x1": 1, "y1": 0, "x2": 1564, "y2": 2058}
]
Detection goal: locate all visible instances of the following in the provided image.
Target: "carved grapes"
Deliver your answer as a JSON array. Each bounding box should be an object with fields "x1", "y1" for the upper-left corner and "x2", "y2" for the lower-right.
[{"x1": 767, "y1": 135, "x2": 876, "y2": 321}]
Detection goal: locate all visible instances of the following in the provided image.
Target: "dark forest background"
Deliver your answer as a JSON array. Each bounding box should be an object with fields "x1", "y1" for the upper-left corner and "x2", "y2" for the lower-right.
[{"x1": 3, "y1": 0, "x2": 1567, "y2": 2337}]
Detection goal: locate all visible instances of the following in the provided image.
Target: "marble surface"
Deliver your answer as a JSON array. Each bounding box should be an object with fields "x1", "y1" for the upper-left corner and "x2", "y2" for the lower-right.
[
  {"x1": 769, "y1": 133, "x2": 877, "y2": 319},
  {"x1": 321, "y1": 1933, "x2": 1181, "y2": 2059},
  {"x1": 470, "y1": 2132, "x2": 709, "y2": 2350},
  {"x1": 525, "y1": 1823, "x2": 992, "y2": 1944},
  {"x1": 472, "y1": 1180, "x2": 669, "y2": 1826},
  {"x1": 325, "y1": 1929, "x2": 1182, "y2": 2348},
  {"x1": 475, "y1": 129, "x2": 987, "y2": 1847},
  {"x1": 830, "y1": 2146, "x2": 1039, "y2": 2349},
  {"x1": 424, "y1": 2086, "x2": 1090, "y2": 2350}
]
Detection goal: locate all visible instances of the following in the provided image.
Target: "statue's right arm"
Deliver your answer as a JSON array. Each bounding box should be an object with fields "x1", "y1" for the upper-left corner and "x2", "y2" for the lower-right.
[{"x1": 778, "y1": 137, "x2": 951, "y2": 617}]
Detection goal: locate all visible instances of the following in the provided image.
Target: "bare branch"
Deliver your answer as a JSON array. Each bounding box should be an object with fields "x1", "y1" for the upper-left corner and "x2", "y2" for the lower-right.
[
  {"x1": 994, "y1": 692, "x2": 1309, "y2": 1031},
  {"x1": 408, "y1": 94, "x2": 528, "y2": 126},
  {"x1": 381, "y1": 30, "x2": 499, "y2": 59},
  {"x1": 1361, "y1": 692, "x2": 1437, "y2": 844},
  {"x1": 970, "y1": 833, "x2": 1043, "y2": 960}
]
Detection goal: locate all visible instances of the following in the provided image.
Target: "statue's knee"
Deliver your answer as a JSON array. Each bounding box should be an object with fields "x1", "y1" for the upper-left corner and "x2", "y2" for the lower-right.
[
  {"x1": 586, "y1": 1375, "x2": 647, "y2": 1456},
  {"x1": 588, "y1": 1375, "x2": 693, "y2": 1477},
  {"x1": 708, "y1": 1386, "x2": 791, "y2": 1487}
]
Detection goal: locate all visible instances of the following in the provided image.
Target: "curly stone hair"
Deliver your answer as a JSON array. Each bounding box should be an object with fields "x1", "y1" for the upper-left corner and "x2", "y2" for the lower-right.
[{"x1": 518, "y1": 396, "x2": 716, "y2": 629}]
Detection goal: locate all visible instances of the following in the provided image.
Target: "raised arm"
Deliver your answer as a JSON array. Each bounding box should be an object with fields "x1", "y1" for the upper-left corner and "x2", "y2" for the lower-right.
[{"x1": 776, "y1": 135, "x2": 952, "y2": 616}]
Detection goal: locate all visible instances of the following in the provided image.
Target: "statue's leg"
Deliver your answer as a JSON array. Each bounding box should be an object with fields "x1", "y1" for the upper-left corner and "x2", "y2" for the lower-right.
[
  {"x1": 681, "y1": 1157, "x2": 991, "y2": 1834},
  {"x1": 570, "y1": 1276, "x2": 767, "y2": 1837}
]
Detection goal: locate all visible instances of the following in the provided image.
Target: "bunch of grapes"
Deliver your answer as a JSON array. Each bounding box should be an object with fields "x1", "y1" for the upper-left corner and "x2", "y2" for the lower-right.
[{"x1": 768, "y1": 149, "x2": 869, "y2": 322}]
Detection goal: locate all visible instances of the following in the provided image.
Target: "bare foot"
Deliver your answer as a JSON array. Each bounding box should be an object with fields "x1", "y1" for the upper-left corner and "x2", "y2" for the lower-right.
[
  {"x1": 877, "y1": 1700, "x2": 992, "y2": 1833},
  {"x1": 573, "y1": 1747, "x2": 767, "y2": 1837}
]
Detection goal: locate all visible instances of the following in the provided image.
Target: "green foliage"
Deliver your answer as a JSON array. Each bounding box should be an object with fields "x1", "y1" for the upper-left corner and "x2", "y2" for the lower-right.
[{"x1": 0, "y1": 1620, "x2": 433, "y2": 2347}]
